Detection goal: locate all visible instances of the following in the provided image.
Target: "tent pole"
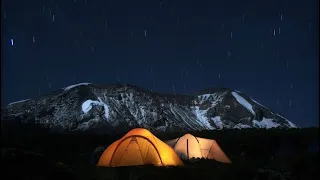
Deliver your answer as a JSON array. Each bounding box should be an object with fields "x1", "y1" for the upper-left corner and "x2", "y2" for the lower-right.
[
  {"x1": 207, "y1": 141, "x2": 215, "y2": 159},
  {"x1": 187, "y1": 139, "x2": 189, "y2": 159},
  {"x1": 135, "y1": 137, "x2": 146, "y2": 165}
]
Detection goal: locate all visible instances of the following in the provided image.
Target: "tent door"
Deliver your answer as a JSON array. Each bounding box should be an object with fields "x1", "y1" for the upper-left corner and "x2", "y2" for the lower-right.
[{"x1": 118, "y1": 137, "x2": 144, "y2": 166}]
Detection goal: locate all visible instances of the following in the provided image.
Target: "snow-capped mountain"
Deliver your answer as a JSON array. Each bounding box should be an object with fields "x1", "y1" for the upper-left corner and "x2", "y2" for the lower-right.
[{"x1": 2, "y1": 83, "x2": 297, "y2": 134}]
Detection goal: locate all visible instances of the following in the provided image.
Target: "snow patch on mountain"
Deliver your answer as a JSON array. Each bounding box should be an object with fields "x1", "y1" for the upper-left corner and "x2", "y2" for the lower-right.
[
  {"x1": 252, "y1": 117, "x2": 279, "y2": 129},
  {"x1": 198, "y1": 94, "x2": 211, "y2": 102},
  {"x1": 169, "y1": 106, "x2": 200, "y2": 131},
  {"x1": 8, "y1": 99, "x2": 30, "y2": 106},
  {"x1": 81, "y1": 98, "x2": 110, "y2": 119},
  {"x1": 234, "y1": 124, "x2": 251, "y2": 129},
  {"x1": 211, "y1": 116, "x2": 224, "y2": 129},
  {"x1": 231, "y1": 92, "x2": 255, "y2": 115},
  {"x1": 139, "y1": 106, "x2": 147, "y2": 122},
  {"x1": 64, "y1": 83, "x2": 91, "y2": 91},
  {"x1": 193, "y1": 106, "x2": 212, "y2": 129},
  {"x1": 198, "y1": 93, "x2": 225, "y2": 105},
  {"x1": 97, "y1": 97, "x2": 110, "y2": 119},
  {"x1": 168, "y1": 106, "x2": 204, "y2": 131},
  {"x1": 276, "y1": 113, "x2": 297, "y2": 128},
  {"x1": 82, "y1": 100, "x2": 99, "y2": 113},
  {"x1": 286, "y1": 120, "x2": 297, "y2": 128},
  {"x1": 252, "y1": 99, "x2": 297, "y2": 128}
]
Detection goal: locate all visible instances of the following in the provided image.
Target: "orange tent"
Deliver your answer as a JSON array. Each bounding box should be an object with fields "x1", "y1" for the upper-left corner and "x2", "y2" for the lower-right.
[
  {"x1": 165, "y1": 134, "x2": 232, "y2": 164},
  {"x1": 97, "y1": 128, "x2": 184, "y2": 167}
]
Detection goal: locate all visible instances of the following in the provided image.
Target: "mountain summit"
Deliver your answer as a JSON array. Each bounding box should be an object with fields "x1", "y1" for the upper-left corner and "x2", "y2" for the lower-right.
[{"x1": 2, "y1": 83, "x2": 297, "y2": 133}]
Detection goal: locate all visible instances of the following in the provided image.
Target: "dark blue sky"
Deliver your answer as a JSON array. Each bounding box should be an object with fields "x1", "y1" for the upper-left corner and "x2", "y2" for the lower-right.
[{"x1": 1, "y1": 0, "x2": 319, "y2": 127}]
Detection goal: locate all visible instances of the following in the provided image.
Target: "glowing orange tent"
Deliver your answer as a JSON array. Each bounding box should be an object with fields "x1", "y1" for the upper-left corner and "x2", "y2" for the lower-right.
[
  {"x1": 165, "y1": 134, "x2": 232, "y2": 164},
  {"x1": 97, "y1": 128, "x2": 184, "y2": 167}
]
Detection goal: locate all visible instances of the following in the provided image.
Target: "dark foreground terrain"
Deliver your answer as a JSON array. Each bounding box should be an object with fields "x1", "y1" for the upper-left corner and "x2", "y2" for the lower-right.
[{"x1": 1, "y1": 124, "x2": 319, "y2": 180}]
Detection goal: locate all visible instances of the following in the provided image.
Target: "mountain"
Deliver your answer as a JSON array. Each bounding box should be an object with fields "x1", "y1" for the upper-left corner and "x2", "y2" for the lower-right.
[{"x1": 1, "y1": 83, "x2": 297, "y2": 134}]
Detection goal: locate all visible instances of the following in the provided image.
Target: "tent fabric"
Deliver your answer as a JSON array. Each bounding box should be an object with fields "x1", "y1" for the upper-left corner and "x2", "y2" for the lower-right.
[
  {"x1": 97, "y1": 128, "x2": 184, "y2": 167},
  {"x1": 165, "y1": 134, "x2": 232, "y2": 164}
]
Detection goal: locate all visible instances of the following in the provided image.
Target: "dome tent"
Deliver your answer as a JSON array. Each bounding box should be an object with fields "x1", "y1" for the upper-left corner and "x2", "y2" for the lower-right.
[
  {"x1": 165, "y1": 134, "x2": 232, "y2": 164},
  {"x1": 97, "y1": 128, "x2": 184, "y2": 167}
]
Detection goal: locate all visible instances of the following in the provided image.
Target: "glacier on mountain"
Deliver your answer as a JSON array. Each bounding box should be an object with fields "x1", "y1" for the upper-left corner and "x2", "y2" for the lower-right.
[
  {"x1": 64, "y1": 83, "x2": 92, "y2": 91},
  {"x1": 231, "y1": 91, "x2": 255, "y2": 115},
  {"x1": 81, "y1": 97, "x2": 110, "y2": 120}
]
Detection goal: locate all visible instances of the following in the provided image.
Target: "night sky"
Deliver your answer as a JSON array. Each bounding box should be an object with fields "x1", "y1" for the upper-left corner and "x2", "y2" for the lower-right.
[{"x1": 1, "y1": 0, "x2": 319, "y2": 127}]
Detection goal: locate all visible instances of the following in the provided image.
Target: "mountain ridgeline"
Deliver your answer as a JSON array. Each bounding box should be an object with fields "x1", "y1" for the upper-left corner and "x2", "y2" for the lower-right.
[{"x1": 2, "y1": 83, "x2": 297, "y2": 134}]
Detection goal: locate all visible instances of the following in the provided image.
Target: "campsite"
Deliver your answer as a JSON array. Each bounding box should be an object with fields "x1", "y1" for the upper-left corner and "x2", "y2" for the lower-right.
[
  {"x1": 2, "y1": 0, "x2": 318, "y2": 179},
  {"x1": 1, "y1": 124, "x2": 319, "y2": 180}
]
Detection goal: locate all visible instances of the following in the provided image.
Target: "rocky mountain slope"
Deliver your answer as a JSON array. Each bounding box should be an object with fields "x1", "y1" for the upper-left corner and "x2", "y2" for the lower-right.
[{"x1": 1, "y1": 83, "x2": 297, "y2": 134}]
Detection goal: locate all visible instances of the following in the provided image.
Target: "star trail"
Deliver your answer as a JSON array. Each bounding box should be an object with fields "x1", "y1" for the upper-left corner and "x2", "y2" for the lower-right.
[{"x1": 1, "y1": 0, "x2": 319, "y2": 127}]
